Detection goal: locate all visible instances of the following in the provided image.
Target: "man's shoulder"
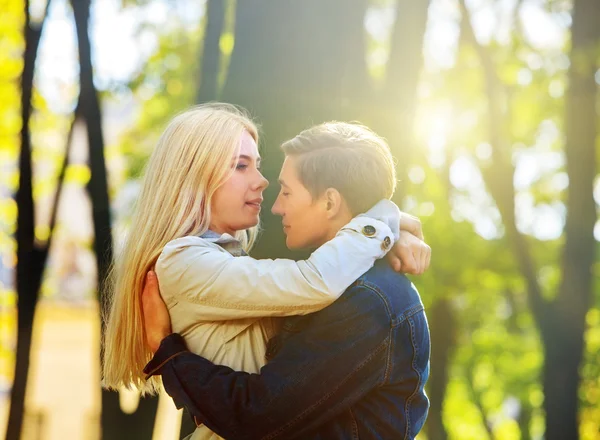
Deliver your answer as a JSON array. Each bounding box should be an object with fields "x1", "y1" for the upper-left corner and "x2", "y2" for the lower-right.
[{"x1": 346, "y1": 260, "x2": 424, "y2": 323}]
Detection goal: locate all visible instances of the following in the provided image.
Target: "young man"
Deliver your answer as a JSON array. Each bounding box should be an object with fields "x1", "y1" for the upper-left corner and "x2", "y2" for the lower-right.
[{"x1": 143, "y1": 122, "x2": 431, "y2": 439}]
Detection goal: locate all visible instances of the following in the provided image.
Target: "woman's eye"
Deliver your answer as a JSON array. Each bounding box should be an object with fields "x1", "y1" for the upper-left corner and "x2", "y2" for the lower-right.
[{"x1": 236, "y1": 163, "x2": 248, "y2": 170}]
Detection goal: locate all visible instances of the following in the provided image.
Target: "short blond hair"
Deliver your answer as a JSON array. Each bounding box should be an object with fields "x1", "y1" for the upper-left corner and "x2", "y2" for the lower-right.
[
  {"x1": 102, "y1": 103, "x2": 259, "y2": 395},
  {"x1": 281, "y1": 122, "x2": 396, "y2": 214}
]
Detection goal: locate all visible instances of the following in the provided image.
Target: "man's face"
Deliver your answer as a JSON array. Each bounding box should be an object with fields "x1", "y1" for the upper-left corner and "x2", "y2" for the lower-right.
[{"x1": 271, "y1": 156, "x2": 330, "y2": 250}]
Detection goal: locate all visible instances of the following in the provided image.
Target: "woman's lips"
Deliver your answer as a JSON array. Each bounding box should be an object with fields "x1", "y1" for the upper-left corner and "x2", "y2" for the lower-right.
[{"x1": 246, "y1": 202, "x2": 261, "y2": 210}]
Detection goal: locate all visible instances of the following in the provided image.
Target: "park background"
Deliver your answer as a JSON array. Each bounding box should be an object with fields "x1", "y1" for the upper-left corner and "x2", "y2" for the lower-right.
[{"x1": 0, "y1": 0, "x2": 599, "y2": 439}]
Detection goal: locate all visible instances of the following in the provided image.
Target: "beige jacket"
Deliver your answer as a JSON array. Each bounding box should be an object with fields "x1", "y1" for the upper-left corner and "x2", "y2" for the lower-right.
[{"x1": 155, "y1": 205, "x2": 399, "y2": 439}]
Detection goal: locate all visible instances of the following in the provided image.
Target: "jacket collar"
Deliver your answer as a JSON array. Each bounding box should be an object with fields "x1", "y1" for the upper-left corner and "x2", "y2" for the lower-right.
[{"x1": 200, "y1": 230, "x2": 247, "y2": 257}]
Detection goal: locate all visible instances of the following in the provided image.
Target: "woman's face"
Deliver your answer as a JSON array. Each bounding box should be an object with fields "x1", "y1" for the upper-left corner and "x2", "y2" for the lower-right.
[{"x1": 209, "y1": 131, "x2": 269, "y2": 236}]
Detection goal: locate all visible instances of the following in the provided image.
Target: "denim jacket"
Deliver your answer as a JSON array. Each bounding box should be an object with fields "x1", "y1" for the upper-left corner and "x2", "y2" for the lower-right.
[{"x1": 145, "y1": 259, "x2": 430, "y2": 440}]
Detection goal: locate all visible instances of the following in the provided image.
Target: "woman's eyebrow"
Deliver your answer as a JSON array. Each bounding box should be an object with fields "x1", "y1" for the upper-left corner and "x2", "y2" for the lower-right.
[{"x1": 237, "y1": 154, "x2": 261, "y2": 164}]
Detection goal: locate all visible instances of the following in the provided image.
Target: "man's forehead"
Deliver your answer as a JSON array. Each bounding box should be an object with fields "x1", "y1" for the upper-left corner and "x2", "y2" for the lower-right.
[{"x1": 278, "y1": 156, "x2": 297, "y2": 181}]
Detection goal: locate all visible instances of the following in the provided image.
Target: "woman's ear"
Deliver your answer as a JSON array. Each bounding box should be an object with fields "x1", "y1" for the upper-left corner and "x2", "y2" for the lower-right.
[{"x1": 324, "y1": 188, "x2": 343, "y2": 219}]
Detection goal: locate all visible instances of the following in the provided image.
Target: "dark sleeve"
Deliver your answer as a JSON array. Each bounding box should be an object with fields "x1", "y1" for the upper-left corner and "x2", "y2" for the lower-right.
[
  {"x1": 144, "y1": 285, "x2": 391, "y2": 440},
  {"x1": 143, "y1": 333, "x2": 189, "y2": 380}
]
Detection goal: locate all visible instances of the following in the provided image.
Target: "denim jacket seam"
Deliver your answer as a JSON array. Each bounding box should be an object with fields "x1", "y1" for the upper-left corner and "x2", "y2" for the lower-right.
[
  {"x1": 395, "y1": 304, "x2": 425, "y2": 327},
  {"x1": 355, "y1": 280, "x2": 424, "y2": 328},
  {"x1": 384, "y1": 326, "x2": 393, "y2": 384},
  {"x1": 262, "y1": 338, "x2": 388, "y2": 440},
  {"x1": 403, "y1": 315, "x2": 424, "y2": 440},
  {"x1": 353, "y1": 281, "x2": 395, "y2": 385},
  {"x1": 354, "y1": 280, "x2": 393, "y2": 321}
]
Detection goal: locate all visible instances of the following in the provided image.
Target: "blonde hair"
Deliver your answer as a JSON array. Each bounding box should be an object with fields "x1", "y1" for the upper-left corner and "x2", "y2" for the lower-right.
[
  {"x1": 102, "y1": 103, "x2": 259, "y2": 394},
  {"x1": 281, "y1": 122, "x2": 396, "y2": 215}
]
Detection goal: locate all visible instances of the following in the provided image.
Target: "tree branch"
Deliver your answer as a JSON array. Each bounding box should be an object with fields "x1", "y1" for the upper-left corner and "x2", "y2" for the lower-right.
[
  {"x1": 511, "y1": 0, "x2": 538, "y2": 55},
  {"x1": 465, "y1": 361, "x2": 495, "y2": 439},
  {"x1": 458, "y1": 0, "x2": 549, "y2": 329},
  {"x1": 44, "y1": 104, "x2": 81, "y2": 253}
]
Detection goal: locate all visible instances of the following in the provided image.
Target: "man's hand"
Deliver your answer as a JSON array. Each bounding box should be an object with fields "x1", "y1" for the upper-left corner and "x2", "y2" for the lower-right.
[
  {"x1": 387, "y1": 213, "x2": 431, "y2": 275},
  {"x1": 141, "y1": 271, "x2": 172, "y2": 353}
]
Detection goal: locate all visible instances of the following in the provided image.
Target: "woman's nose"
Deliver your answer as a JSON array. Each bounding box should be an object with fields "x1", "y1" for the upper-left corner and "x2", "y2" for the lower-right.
[{"x1": 253, "y1": 170, "x2": 269, "y2": 190}]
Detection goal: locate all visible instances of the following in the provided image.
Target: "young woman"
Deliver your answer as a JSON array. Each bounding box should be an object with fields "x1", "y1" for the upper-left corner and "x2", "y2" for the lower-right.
[{"x1": 102, "y1": 103, "x2": 412, "y2": 438}]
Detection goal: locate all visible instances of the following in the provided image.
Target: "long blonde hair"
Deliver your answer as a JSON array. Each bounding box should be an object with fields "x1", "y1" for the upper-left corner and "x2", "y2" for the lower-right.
[{"x1": 102, "y1": 103, "x2": 259, "y2": 394}]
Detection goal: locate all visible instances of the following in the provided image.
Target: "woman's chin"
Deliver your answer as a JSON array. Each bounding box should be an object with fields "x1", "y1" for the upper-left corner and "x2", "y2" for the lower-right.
[{"x1": 237, "y1": 217, "x2": 260, "y2": 230}]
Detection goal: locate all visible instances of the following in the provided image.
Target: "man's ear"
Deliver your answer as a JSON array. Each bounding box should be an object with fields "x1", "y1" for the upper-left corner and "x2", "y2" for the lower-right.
[{"x1": 323, "y1": 188, "x2": 343, "y2": 219}]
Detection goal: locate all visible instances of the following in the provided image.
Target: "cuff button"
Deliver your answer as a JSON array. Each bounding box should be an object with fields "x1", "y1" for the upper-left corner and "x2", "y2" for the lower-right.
[
  {"x1": 382, "y1": 236, "x2": 392, "y2": 250},
  {"x1": 362, "y1": 225, "x2": 377, "y2": 237}
]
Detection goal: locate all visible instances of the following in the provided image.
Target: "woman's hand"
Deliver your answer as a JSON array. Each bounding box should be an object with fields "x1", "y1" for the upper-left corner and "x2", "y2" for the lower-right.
[
  {"x1": 387, "y1": 213, "x2": 431, "y2": 275},
  {"x1": 141, "y1": 271, "x2": 172, "y2": 353}
]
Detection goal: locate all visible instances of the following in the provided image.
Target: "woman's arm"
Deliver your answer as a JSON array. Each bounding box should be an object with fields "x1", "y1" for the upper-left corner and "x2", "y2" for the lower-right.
[{"x1": 155, "y1": 200, "x2": 399, "y2": 319}]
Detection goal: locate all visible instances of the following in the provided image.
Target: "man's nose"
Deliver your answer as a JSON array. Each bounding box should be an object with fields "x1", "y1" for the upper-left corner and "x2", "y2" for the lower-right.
[{"x1": 272, "y1": 194, "x2": 283, "y2": 216}]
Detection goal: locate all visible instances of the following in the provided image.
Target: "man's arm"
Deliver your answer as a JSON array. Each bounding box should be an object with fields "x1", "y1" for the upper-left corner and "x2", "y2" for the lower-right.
[{"x1": 144, "y1": 283, "x2": 391, "y2": 440}]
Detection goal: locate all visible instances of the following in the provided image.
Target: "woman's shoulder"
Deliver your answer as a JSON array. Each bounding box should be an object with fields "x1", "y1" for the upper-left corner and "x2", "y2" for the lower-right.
[
  {"x1": 163, "y1": 235, "x2": 215, "y2": 249},
  {"x1": 158, "y1": 235, "x2": 227, "y2": 265}
]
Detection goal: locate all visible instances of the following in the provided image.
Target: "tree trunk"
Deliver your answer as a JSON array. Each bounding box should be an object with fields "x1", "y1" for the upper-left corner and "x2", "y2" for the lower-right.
[
  {"x1": 378, "y1": 0, "x2": 431, "y2": 202},
  {"x1": 541, "y1": 317, "x2": 585, "y2": 440},
  {"x1": 71, "y1": 0, "x2": 112, "y2": 296},
  {"x1": 425, "y1": 299, "x2": 455, "y2": 440},
  {"x1": 70, "y1": 0, "x2": 158, "y2": 437},
  {"x1": 196, "y1": 0, "x2": 226, "y2": 103},
  {"x1": 222, "y1": 0, "x2": 369, "y2": 260},
  {"x1": 518, "y1": 403, "x2": 532, "y2": 440},
  {"x1": 542, "y1": 0, "x2": 599, "y2": 437},
  {"x1": 6, "y1": 2, "x2": 50, "y2": 439}
]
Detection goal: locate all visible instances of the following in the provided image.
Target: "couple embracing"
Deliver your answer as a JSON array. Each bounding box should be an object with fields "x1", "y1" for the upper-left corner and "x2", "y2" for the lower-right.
[{"x1": 103, "y1": 103, "x2": 431, "y2": 440}]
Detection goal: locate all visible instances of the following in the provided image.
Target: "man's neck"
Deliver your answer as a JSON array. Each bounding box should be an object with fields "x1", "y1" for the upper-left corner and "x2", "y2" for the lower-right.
[{"x1": 322, "y1": 213, "x2": 353, "y2": 244}]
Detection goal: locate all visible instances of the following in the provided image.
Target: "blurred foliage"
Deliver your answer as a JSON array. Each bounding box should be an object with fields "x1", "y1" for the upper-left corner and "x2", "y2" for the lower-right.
[
  {"x1": 0, "y1": 0, "x2": 25, "y2": 386},
  {"x1": 120, "y1": 20, "x2": 201, "y2": 178}
]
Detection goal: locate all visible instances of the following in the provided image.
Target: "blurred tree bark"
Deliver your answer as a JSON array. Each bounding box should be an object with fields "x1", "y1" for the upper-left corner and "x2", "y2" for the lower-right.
[
  {"x1": 7, "y1": 1, "x2": 51, "y2": 439},
  {"x1": 459, "y1": 0, "x2": 599, "y2": 437},
  {"x1": 378, "y1": 0, "x2": 432, "y2": 202},
  {"x1": 221, "y1": 0, "x2": 431, "y2": 260},
  {"x1": 221, "y1": 0, "x2": 370, "y2": 259},
  {"x1": 196, "y1": 0, "x2": 226, "y2": 103},
  {"x1": 425, "y1": 155, "x2": 460, "y2": 440},
  {"x1": 543, "y1": 0, "x2": 598, "y2": 437},
  {"x1": 426, "y1": 299, "x2": 455, "y2": 440},
  {"x1": 69, "y1": 0, "x2": 158, "y2": 437}
]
